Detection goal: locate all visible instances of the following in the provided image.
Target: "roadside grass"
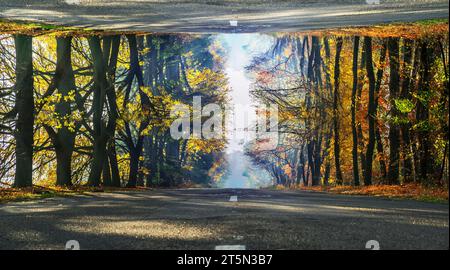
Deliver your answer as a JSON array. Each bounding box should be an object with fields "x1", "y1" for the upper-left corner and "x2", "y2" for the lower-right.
[
  {"x1": 0, "y1": 19, "x2": 139, "y2": 36},
  {"x1": 285, "y1": 19, "x2": 449, "y2": 39},
  {"x1": 274, "y1": 183, "x2": 449, "y2": 203},
  {"x1": 0, "y1": 20, "x2": 76, "y2": 35},
  {"x1": 331, "y1": 19, "x2": 449, "y2": 39},
  {"x1": 1, "y1": 18, "x2": 448, "y2": 38},
  {"x1": 0, "y1": 181, "x2": 209, "y2": 203},
  {"x1": 0, "y1": 185, "x2": 152, "y2": 204}
]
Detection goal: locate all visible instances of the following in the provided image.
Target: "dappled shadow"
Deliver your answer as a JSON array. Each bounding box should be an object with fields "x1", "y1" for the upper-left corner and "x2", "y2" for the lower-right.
[
  {"x1": 0, "y1": 189, "x2": 448, "y2": 249},
  {"x1": 0, "y1": 0, "x2": 448, "y2": 33}
]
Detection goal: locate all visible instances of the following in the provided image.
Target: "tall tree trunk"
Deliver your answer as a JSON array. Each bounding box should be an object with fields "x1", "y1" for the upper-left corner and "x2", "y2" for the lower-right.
[
  {"x1": 364, "y1": 37, "x2": 376, "y2": 186},
  {"x1": 50, "y1": 37, "x2": 77, "y2": 187},
  {"x1": 87, "y1": 36, "x2": 109, "y2": 186},
  {"x1": 102, "y1": 155, "x2": 112, "y2": 186},
  {"x1": 323, "y1": 125, "x2": 333, "y2": 186},
  {"x1": 400, "y1": 39, "x2": 414, "y2": 183},
  {"x1": 374, "y1": 41, "x2": 388, "y2": 182},
  {"x1": 104, "y1": 35, "x2": 121, "y2": 187},
  {"x1": 123, "y1": 35, "x2": 149, "y2": 187},
  {"x1": 299, "y1": 146, "x2": 307, "y2": 186},
  {"x1": 127, "y1": 137, "x2": 145, "y2": 187},
  {"x1": 437, "y1": 40, "x2": 449, "y2": 184},
  {"x1": 351, "y1": 36, "x2": 360, "y2": 186},
  {"x1": 127, "y1": 150, "x2": 140, "y2": 187},
  {"x1": 108, "y1": 142, "x2": 121, "y2": 187},
  {"x1": 333, "y1": 37, "x2": 344, "y2": 184},
  {"x1": 416, "y1": 41, "x2": 433, "y2": 183},
  {"x1": 357, "y1": 43, "x2": 367, "y2": 179},
  {"x1": 387, "y1": 37, "x2": 401, "y2": 185},
  {"x1": 13, "y1": 35, "x2": 34, "y2": 188}
]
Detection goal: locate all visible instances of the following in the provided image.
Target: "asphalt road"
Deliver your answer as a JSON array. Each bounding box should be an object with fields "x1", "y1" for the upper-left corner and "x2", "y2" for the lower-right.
[
  {"x1": 0, "y1": 0, "x2": 448, "y2": 33},
  {"x1": 0, "y1": 188, "x2": 448, "y2": 250}
]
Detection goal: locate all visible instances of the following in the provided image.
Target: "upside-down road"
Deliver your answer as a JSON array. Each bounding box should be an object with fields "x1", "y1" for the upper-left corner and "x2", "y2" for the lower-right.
[{"x1": 0, "y1": 0, "x2": 448, "y2": 33}]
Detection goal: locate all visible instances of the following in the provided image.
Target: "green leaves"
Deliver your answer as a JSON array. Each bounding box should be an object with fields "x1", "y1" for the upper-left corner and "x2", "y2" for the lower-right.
[{"x1": 394, "y1": 98, "x2": 415, "y2": 114}]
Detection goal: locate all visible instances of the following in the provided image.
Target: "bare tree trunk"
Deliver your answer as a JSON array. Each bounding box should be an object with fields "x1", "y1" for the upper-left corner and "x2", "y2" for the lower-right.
[
  {"x1": 46, "y1": 37, "x2": 77, "y2": 187},
  {"x1": 416, "y1": 41, "x2": 433, "y2": 183},
  {"x1": 357, "y1": 43, "x2": 367, "y2": 180},
  {"x1": 108, "y1": 142, "x2": 121, "y2": 187},
  {"x1": 333, "y1": 37, "x2": 344, "y2": 184},
  {"x1": 374, "y1": 41, "x2": 388, "y2": 182},
  {"x1": 364, "y1": 37, "x2": 375, "y2": 186},
  {"x1": 102, "y1": 155, "x2": 112, "y2": 186},
  {"x1": 87, "y1": 36, "x2": 109, "y2": 186},
  {"x1": 104, "y1": 35, "x2": 121, "y2": 187},
  {"x1": 387, "y1": 37, "x2": 401, "y2": 185},
  {"x1": 400, "y1": 39, "x2": 414, "y2": 183},
  {"x1": 13, "y1": 35, "x2": 34, "y2": 188},
  {"x1": 351, "y1": 36, "x2": 360, "y2": 186}
]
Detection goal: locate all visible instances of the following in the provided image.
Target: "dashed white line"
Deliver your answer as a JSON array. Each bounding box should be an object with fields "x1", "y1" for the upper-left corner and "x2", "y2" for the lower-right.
[
  {"x1": 229, "y1": 20, "x2": 238, "y2": 27},
  {"x1": 214, "y1": 245, "x2": 246, "y2": 250}
]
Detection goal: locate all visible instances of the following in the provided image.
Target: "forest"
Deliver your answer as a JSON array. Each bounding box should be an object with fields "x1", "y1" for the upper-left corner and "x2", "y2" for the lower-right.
[
  {"x1": 246, "y1": 29, "x2": 449, "y2": 188},
  {"x1": 0, "y1": 25, "x2": 448, "y2": 191},
  {"x1": 0, "y1": 33, "x2": 228, "y2": 188}
]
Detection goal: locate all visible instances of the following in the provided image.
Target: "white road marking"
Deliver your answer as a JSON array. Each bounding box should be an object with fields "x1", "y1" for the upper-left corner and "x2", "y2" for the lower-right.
[
  {"x1": 65, "y1": 0, "x2": 81, "y2": 4},
  {"x1": 215, "y1": 245, "x2": 246, "y2": 250},
  {"x1": 229, "y1": 195, "x2": 238, "y2": 202},
  {"x1": 229, "y1": 20, "x2": 238, "y2": 27}
]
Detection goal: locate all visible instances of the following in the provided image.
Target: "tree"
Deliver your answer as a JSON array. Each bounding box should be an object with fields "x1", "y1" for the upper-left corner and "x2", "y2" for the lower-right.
[
  {"x1": 374, "y1": 41, "x2": 388, "y2": 181},
  {"x1": 387, "y1": 37, "x2": 401, "y2": 185},
  {"x1": 13, "y1": 35, "x2": 34, "y2": 188},
  {"x1": 416, "y1": 40, "x2": 433, "y2": 183},
  {"x1": 43, "y1": 37, "x2": 77, "y2": 186},
  {"x1": 333, "y1": 36, "x2": 344, "y2": 184},
  {"x1": 351, "y1": 36, "x2": 360, "y2": 186},
  {"x1": 102, "y1": 35, "x2": 121, "y2": 187},
  {"x1": 399, "y1": 38, "x2": 415, "y2": 183},
  {"x1": 364, "y1": 36, "x2": 375, "y2": 186},
  {"x1": 87, "y1": 36, "x2": 110, "y2": 186}
]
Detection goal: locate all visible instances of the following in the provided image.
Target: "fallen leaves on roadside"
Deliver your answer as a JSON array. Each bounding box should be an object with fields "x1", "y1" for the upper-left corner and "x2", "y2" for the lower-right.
[{"x1": 278, "y1": 183, "x2": 449, "y2": 203}]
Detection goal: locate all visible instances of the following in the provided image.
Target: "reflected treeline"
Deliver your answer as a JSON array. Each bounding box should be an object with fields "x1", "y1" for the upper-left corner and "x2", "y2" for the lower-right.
[
  {"x1": 0, "y1": 29, "x2": 449, "y2": 189},
  {"x1": 246, "y1": 32, "x2": 449, "y2": 187},
  {"x1": 0, "y1": 33, "x2": 228, "y2": 187}
]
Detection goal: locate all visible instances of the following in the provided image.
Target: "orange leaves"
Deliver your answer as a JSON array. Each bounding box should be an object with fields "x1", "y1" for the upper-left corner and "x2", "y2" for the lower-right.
[
  {"x1": 282, "y1": 164, "x2": 293, "y2": 178},
  {"x1": 298, "y1": 184, "x2": 448, "y2": 203},
  {"x1": 256, "y1": 70, "x2": 275, "y2": 85}
]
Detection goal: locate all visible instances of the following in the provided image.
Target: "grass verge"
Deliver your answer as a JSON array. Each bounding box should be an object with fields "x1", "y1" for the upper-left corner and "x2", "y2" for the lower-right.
[
  {"x1": 1, "y1": 18, "x2": 448, "y2": 38},
  {"x1": 0, "y1": 185, "x2": 151, "y2": 204},
  {"x1": 274, "y1": 183, "x2": 449, "y2": 203}
]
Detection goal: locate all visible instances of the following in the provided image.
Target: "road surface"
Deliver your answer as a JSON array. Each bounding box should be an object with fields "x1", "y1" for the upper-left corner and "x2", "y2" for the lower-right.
[
  {"x1": 0, "y1": 188, "x2": 448, "y2": 249},
  {"x1": 0, "y1": 0, "x2": 448, "y2": 32}
]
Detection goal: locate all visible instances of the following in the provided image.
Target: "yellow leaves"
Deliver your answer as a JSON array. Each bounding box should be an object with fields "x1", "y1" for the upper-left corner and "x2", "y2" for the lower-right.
[
  {"x1": 35, "y1": 89, "x2": 79, "y2": 133},
  {"x1": 186, "y1": 68, "x2": 228, "y2": 95},
  {"x1": 282, "y1": 164, "x2": 292, "y2": 178},
  {"x1": 186, "y1": 138, "x2": 225, "y2": 154},
  {"x1": 140, "y1": 47, "x2": 151, "y2": 55},
  {"x1": 283, "y1": 45, "x2": 292, "y2": 57},
  {"x1": 298, "y1": 184, "x2": 448, "y2": 203},
  {"x1": 63, "y1": 90, "x2": 76, "y2": 102},
  {"x1": 118, "y1": 86, "x2": 180, "y2": 132}
]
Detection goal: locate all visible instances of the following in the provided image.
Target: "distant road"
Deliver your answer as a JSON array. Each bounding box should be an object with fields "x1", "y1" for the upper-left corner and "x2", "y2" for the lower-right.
[
  {"x1": 0, "y1": 188, "x2": 448, "y2": 249},
  {"x1": 0, "y1": 0, "x2": 448, "y2": 32}
]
